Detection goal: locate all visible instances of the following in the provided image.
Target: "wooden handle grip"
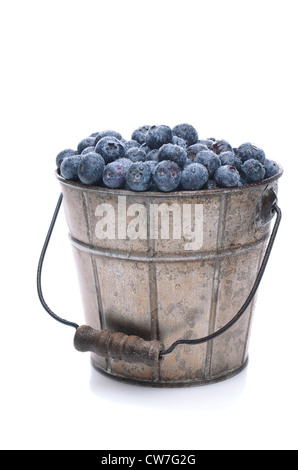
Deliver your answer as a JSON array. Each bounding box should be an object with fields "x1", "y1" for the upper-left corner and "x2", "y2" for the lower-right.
[{"x1": 74, "y1": 325, "x2": 164, "y2": 367}]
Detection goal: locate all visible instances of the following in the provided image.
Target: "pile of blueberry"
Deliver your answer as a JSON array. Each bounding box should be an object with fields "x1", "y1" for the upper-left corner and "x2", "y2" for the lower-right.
[{"x1": 56, "y1": 124, "x2": 279, "y2": 192}]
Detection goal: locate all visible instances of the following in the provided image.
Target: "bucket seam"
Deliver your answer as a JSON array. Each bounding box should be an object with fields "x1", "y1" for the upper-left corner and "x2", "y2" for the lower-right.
[
  {"x1": 147, "y1": 201, "x2": 160, "y2": 382},
  {"x1": 68, "y1": 233, "x2": 270, "y2": 263},
  {"x1": 241, "y1": 244, "x2": 265, "y2": 364},
  {"x1": 83, "y1": 190, "x2": 110, "y2": 373},
  {"x1": 204, "y1": 193, "x2": 227, "y2": 378}
]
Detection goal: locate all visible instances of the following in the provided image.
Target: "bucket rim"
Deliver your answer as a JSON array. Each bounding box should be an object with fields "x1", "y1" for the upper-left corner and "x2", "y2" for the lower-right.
[{"x1": 55, "y1": 162, "x2": 283, "y2": 197}]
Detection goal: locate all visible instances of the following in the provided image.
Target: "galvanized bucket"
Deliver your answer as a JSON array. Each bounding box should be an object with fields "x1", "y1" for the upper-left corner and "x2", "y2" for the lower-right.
[{"x1": 50, "y1": 166, "x2": 282, "y2": 387}]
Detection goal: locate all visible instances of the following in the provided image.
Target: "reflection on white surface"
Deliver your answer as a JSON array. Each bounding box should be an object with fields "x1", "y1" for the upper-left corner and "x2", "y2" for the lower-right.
[{"x1": 89, "y1": 361, "x2": 248, "y2": 413}]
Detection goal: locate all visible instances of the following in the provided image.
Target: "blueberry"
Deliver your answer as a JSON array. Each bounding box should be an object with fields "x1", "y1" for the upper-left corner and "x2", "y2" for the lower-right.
[
  {"x1": 234, "y1": 156, "x2": 243, "y2": 172},
  {"x1": 122, "y1": 182, "x2": 132, "y2": 191},
  {"x1": 145, "y1": 125, "x2": 173, "y2": 149},
  {"x1": 140, "y1": 143, "x2": 151, "y2": 154},
  {"x1": 181, "y1": 163, "x2": 209, "y2": 190},
  {"x1": 263, "y1": 159, "x2": 278, "y2": 179},
  {"x1": 126, "y1": 162, "x2": 153, "y2": 191},
  {"x1": 131, "y1": 125, "x2": 151, "y2": 144},
  {"x1": 211, "y1": 139, "x2": 233, "y2": 155},
  {"x1": 241, "y1": 159, "x2": 265, "y2": 183},
  {"x1": 158, "y1": 143, "x2": 187, "y2": 169},
  {"x1": 214, "y1": 165, "x2": 240, "y2": 188},
  {"x1": 57, "y1": 126, "x2": 274, "y2": 193},
  {"x1": 122, "y1": 139, "x2": 141, "y2": 153},
  {"x1": 205, "y1": 179, "x2": 218, "y2": 190},
  {"x1": 186, "y1": 143, "x2": 208, "y2": 162},
  {"x1": 94, "y1": 130, "x2": 122, "y2": 144},
  {"x1": 172, "y1": 135, "x2": 187, "y2": 149},
  {"x1": 60, "y1": 155, "x2": 81, "y2": 181},
  {"x1": 125, "y1": 147, "x2": 147, "y2": 163},
  {"x1": 103, "y1": 160, "x2": 128, "y2": 189},
  {"x1": 153, "y1": 160, "x2": 181, "y2": 192},
  {"x1": 198, "y1": 139, "x2": 215, "y2": 149},
  {"x1": 172, "y1": 123, "x2": 198, "y2": 146},
  {"x1": 219, "y1": 151, "x2": 235, "y2": 166},
  {"x1": 95, "y1": 136, "x2": 125, "y2": 163},
  {"x1": 56, "y1": 148, "x2": 78, "y2": 168},
  {"x1": 146, "y1": 149, "x2": 159, "y2": 162},
  {"x1": 77, "y1": 136, "x2": 97, "y2": 154},
  {"x1": 240, "y1": 176, "x2": 249, "y2": 186},
  {"x1": 145, "y1": 160, "x2": 158, "y2": 173},
  {"x1": 184, "y1": 155, "x2": 206, "y2": 167},
  {"x1": 81, "y1": 146, "x2": 95, "y2": 155},
  {"x1": 237, "y1": 143, "x2": 266, "y2": 164},
  {"x1": 117, "y1": 157, "x2": 133, "y2": 170},
  {"x1": 78, "y1": 153, "x2": 105, "y2": 185},
  {"x1": 148, "y1": 181, "x2": 160, "y2": 192},
  {"x1": 194, "y1": 150, "x2": 221, "y2": 177}
]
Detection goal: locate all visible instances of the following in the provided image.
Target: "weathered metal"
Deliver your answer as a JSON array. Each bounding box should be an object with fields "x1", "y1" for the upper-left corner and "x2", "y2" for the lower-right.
[{"x1": 57, "y1": 166, "x2": 282, "y2": 387}]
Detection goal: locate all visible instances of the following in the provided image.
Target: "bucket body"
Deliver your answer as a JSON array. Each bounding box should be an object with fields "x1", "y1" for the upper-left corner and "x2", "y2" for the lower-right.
[{"x1": 57, "y1": 169, "x2": 281, "y2": 386}]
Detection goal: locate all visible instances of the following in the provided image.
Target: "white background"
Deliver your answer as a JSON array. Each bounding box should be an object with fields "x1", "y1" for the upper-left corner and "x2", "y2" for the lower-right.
[{"x1": 1, "y1": 0, "x2": 297, "y2": 451}]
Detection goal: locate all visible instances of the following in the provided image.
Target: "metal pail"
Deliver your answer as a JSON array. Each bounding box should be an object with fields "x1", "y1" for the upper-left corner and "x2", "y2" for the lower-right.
[{"x1": 56, "y1": 167, "x2": 282, "y2": 387}]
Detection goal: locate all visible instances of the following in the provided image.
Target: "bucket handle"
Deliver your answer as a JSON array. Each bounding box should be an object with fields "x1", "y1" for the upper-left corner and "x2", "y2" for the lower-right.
[{"x1": 37, "y1": 191, "x2": 282, "y2": 367}]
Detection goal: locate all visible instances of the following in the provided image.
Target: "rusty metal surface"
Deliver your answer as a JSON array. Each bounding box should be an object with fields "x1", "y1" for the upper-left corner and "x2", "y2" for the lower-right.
[{"x1": 57, "y1": 167, "x2": 282, "y2": 386}]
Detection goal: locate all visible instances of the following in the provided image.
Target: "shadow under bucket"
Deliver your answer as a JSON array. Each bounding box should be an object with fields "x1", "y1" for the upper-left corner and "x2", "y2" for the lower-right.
[{"x1": 55, "y1": 166, "x2": 282, "y2": 387}]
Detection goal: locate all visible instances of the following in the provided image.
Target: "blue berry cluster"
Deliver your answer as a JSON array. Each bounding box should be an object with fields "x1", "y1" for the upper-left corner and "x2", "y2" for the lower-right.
[{"x1": 56, "y1": 124, "x2": 279, "y2": 192}]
